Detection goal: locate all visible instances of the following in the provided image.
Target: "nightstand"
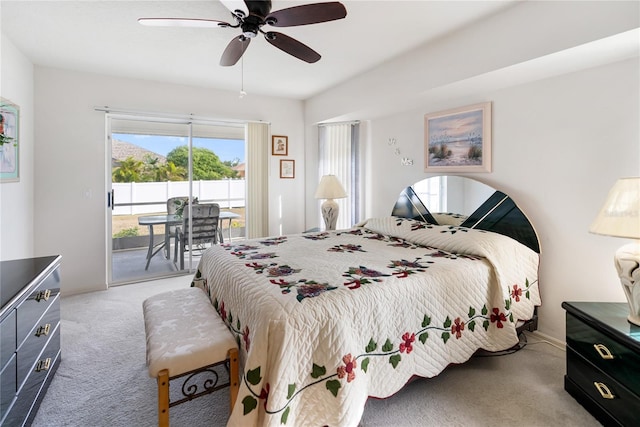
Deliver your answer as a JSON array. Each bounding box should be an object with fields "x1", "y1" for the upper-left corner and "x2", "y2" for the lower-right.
[{"x1": 562, "y1": 302, "x2": 640, "y2": 426}]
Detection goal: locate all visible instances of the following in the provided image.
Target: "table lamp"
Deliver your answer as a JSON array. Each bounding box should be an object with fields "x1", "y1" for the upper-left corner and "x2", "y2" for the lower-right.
[
  {"x1": 314, "y1": 175, "x2": 347, "y2": 231},
  {"x1": 589, "y1": 177, "x2": 640, "y2": 325}
]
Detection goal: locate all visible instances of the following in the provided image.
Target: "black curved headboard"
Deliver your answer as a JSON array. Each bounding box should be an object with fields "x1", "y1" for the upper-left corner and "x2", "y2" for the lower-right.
[{"x1": 392, "y1": 178, "x2": 540, "y2": 253}]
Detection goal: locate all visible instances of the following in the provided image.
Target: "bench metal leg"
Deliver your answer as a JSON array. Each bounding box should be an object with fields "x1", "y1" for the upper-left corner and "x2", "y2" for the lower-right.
[{"x1": 157, "y1": 369, "x2": 170, "y2": 427}]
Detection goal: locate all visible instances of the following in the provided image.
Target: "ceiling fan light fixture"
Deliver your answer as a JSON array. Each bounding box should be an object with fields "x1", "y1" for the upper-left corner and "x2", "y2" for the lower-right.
[{"x1": 241, "y1": 23, "x2": 258, "y2": 38}]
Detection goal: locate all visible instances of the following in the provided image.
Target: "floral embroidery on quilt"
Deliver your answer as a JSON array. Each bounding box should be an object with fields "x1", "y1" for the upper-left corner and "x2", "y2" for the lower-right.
[
  {"x1": 342, "y1": 266, "x2": 391, "y2": 289},
  {"x1": 237, "y1": 296, "x2": 527, "y2": 424},
  {"x1": 336, "y1": 228, "x2": 364, "y2": 236},
  {"x1": 302, "y1": 232, "x2": 330, "y2": 240},
  {"x1": 246, "y1": 252, "x2": 278, "y2": 260},
  {"x1": 265, "y1": 264, "x2": 301, "y2": 277},
  {"x1": 259, "y1": 236, "x2": 288, "y2": 246},
  {"x1": 212, "y1": 298, "x2": 249, "y2": 351},
  {"x1": 245, "y1": 262, "x2": 276, "y2": 274},
  {"x1": 428, "y1": 249, "x2": 482, "y2": 260},
  {"x1": 269, "y1": 278, "x2": 337, "y2": 301},
  {"x1": 228, "y1": 244, "x2": 260, "y2": 254},
  {"x1": 388, "y1": 257, "x2": 433, "y2": 277},
  {"x1": 328, "y1": 244, "x2": 366, "y2": 253},
  {"x1": 512, "y1": 277, "x2": 536, "y2": 301},
  {"x1": 244, "y1": 262, "x2": 301, "y2": 277},
  {"x1": 394, "y1": 217, "x2": 435, "y2": 230},
  {"x1": 439, "y1": 225, "x2": 469, "y2": 235}
]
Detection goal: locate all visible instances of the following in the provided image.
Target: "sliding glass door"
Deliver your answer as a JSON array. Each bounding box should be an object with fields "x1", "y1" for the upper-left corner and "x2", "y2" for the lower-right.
[{"x1": 107, "y1": 115, "x2": 246, "y2": 285}]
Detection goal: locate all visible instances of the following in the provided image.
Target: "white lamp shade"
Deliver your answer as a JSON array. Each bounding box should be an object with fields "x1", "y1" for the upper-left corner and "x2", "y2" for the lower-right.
[
  {"x1": 589, "y1": 177, "x2": 640, "y2": 239},
  {"x1": 314, "y1": 175, "x2": 347, "y2": 199}
]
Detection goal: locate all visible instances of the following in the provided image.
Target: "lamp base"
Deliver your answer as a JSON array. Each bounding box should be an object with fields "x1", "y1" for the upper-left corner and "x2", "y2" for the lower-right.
[
  {"x1": 615, "y1": 242, "x2": 640, "y2": 326},
  {"x1": 321, "y1": 199, "x2": 339, "y2": 231}
]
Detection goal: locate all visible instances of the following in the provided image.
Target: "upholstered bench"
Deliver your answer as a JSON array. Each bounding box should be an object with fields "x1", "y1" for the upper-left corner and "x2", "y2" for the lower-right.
[{"x1": 142, "y1": 287, "x2": 239, "y2": 427}]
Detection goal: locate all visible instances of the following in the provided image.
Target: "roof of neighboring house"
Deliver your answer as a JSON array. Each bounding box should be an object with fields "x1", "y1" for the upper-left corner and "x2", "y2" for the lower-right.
[{"x1": 111, "y1": 139, "x2": 166, "y2": 165}]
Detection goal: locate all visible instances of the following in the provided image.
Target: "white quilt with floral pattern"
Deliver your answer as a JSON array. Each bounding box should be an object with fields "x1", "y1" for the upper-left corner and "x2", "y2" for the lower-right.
[{"x1": 191, "y1": 217, "x2": 540, "y2": 427}]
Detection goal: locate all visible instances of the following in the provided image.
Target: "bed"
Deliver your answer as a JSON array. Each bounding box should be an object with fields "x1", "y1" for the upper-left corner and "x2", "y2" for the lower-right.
[{"x1": 191, "y1": 176, "x2": 541, "y2": 426}]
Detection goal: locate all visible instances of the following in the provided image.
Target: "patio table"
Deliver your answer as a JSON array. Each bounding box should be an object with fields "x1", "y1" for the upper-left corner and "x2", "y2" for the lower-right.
[{"x1": 138, "y1": 211, "x2": 241, "y2": 270}]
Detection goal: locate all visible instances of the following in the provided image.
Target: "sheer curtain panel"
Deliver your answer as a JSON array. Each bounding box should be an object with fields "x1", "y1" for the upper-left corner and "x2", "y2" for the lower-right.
[
  {"x1": 318, "y1": 122, "x2": 359, "y2": 230},
  {"x1": 246, "y1": 122, "x2": 269, "y2": 238}
]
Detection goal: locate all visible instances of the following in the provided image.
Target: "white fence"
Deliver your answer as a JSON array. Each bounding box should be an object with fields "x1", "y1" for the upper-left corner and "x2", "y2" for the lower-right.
[{"x1": 113, "y1": 179, "x2": 246, "y2": 215}]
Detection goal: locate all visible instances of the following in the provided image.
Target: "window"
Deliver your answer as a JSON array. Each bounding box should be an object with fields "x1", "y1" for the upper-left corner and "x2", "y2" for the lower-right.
[{"x1": 318, "y1": 122, "x2": 360, "y2": 229}]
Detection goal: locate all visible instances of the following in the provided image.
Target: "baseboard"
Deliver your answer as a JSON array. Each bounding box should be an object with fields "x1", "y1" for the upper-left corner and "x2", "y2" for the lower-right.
[{"x1": 526, "y1": 330, "x2": 566, "y2": 351}]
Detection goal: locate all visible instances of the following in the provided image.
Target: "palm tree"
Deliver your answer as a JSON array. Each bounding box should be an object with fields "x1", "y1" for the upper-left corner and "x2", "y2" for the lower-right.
[{"x1": 112, "y1": 157, "x2": 144, "y2": 182}]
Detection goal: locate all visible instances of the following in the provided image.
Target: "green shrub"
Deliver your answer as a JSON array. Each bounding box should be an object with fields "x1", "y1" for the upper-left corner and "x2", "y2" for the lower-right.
[{"x1": 113, "y1": 227, "x2": 139, "y2": 238}]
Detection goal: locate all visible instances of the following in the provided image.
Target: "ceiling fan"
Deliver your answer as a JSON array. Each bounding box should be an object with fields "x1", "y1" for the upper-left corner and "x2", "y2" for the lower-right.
[{"x1": 138, "y1": 0, "x2": 347, "y2": 66}]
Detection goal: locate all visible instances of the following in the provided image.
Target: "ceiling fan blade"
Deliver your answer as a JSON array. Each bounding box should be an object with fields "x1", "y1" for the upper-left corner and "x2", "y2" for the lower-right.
[
  {"x1": 265, "y1": 2, "x2": 346, "y2": 27},
  {"x1": 138, "y1": 18, "x2": 230, "y2": 28},
  {"x1": 219, "y1": 0, "x2": 249, "y2": 17},
  {"x1": 264, "y1": 32, "x2": 320, "y2": 63},
  {"x1": 220, "y1": 36, "x2": 251, "y2": 66}
]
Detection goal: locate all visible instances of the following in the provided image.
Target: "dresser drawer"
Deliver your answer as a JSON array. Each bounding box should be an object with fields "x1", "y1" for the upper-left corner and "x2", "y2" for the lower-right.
[
  {"x1": 16, "y1": 268, "x2": 61, "y2": 348},
  {"x1": 3, "y1": 325, "x2": 61, "y2": 427},
  {"x1": 567, "y1": 348, "x2": 640, "y2": 426},
  {"x1": 566, "y1": 312, "x2": 640, "y2": 396},
  {"x1": 0, "y1": 310, "x2": 16, "y2": 368},
  {"x1": 16, "y1": 296, "x2": 60, "y2": 389},
  {"x1": 0, "y1": 354, "x2": 16, "y2": 421}
]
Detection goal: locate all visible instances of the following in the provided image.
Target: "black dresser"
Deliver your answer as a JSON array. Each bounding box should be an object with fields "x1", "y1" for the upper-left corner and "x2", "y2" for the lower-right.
[
  {"x1": 562, "y1": 301, "x2": 640, "y2": 426},
  {"x1": 1, "y1": 256, "x2": 61, "y2": 426}
]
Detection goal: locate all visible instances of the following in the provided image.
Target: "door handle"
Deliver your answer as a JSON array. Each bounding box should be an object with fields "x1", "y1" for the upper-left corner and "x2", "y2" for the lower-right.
[{"x1": 108, "y1": 189, "x2": 115, "y2": 210}]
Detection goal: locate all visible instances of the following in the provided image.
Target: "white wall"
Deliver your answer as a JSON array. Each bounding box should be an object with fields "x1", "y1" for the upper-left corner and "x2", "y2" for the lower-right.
[
  {"x1": 303, "y1": 1, "x2": 640, "y2": 341},
  {"x1": 0, "y1": 35, "x2": 35, "y2": 260},
  {"x1": 303, "y1": 0, "x2": 640, "y2": 230},
  {"x1": 367, "y1": 58, "x2": 639, "y2": 341},
  {"x1": 33, "y1": 67, "x2": 305, "y2": 295}
]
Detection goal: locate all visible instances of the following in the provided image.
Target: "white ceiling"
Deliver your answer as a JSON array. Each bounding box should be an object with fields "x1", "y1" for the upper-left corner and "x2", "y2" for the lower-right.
[{"x1": 0, "y1": 0, "x2": 521, "y2": 100}]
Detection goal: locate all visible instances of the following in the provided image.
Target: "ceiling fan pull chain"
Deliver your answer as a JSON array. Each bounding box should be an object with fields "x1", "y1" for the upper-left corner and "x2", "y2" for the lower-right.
[{"x1": 239, "y1": 56, "x2": 247, "y2": 99}]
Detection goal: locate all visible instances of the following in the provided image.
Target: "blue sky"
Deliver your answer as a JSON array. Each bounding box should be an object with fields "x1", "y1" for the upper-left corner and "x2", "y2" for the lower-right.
[{"x1": 113, "y1": 133, "x2": 245, "y2": 163}]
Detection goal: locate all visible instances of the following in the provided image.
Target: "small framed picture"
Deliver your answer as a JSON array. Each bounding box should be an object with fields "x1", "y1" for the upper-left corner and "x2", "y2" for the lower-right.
[
  {"x1": 1, "y1": 98, "x2": 20, "y2": 182},
  {"x1": 272, "y1": 135, "x2": 288, "y2": 156},
  {"x1": 280, "y1": 159, "x2": 295, "y2": 179}
]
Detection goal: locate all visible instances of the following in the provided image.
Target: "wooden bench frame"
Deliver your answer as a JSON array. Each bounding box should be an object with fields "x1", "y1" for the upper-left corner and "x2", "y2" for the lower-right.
[{"x1": 156, "y1": 348, "x2": 239, "y2": 427}]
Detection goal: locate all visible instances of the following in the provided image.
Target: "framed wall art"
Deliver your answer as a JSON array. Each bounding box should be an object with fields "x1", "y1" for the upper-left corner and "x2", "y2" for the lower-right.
[
  {"x1": 272, "y1": 135, "x2": 288, "y2": 156},
  {"x1": 280, "y1": 159, "x2": 295, "y2": 179},
  {"x1": 0, "y1": 98, "x2": 20, "y2": 182},
  {"x1": 424, "y1": 102, "x2": 492, "y2": 173}
]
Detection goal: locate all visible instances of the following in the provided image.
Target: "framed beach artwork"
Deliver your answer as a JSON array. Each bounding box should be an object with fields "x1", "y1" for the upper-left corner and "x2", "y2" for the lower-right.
[
  {"x1": 0, "y1": 98, "x2": 19, "y2": 182},
  {"x1": 279, "y1": 159, "x2": 295, "y2": 179},
  {"x1": 272, "y1": 135, "x2": 288, "y2": 156},
  {"x1": 424, "y1": 102, "x2": 492, "y2": 173}
]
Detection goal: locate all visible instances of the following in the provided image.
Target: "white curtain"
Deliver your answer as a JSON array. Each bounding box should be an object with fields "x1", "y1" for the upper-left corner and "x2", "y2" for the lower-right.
[
  {"x1": 246, "y1": 122, "x2": 269, "y2": 238},
  {"x1": 318, "y1": 122, "x2": 359, "y2": 230}
]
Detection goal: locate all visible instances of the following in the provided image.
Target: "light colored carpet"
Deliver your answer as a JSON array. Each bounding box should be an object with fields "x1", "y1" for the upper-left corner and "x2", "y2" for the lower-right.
[{"x1": 32, "y1": 277, "x2": 602, "y2": 427}]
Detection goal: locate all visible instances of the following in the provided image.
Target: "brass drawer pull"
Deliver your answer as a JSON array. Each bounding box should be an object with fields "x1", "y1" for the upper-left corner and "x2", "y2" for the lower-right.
[
  {"x1": 593, "y1": 343, "x2": 614, "y2": 360},
  {"x1": 593, "y1": 382, "x2": 615, "y2": 399},
  {"x1": 36, "y1": 323, "x2": 51, "y2": 337},
  {"x1": 35, "y1": 289, "x2": 52, "y2": 302},
  {"x1": 35, "y1": 358, "x2": 52, "y2": 373}
]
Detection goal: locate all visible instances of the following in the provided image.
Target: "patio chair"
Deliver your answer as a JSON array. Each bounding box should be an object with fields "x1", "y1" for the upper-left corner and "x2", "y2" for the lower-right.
[
  {"x1": 166, "y1": 197, "x2": 188, "y2": 258},
  {"x1": 174, "y1": 203, "x2": 220, "y2": 270}
]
